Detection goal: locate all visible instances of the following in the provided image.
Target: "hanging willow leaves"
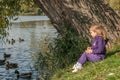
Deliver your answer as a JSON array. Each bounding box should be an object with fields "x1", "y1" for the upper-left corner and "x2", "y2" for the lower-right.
[{"x1": 0, "y1": 0, "x2": 34, "y2": 37}]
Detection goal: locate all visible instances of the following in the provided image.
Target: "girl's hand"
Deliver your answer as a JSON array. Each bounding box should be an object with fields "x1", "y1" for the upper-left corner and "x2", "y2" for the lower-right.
[
  {"x1": 87, "y1": 47, "x2": 91, "y2": 50},
  {"x1": 85, "y1": 48, "x2": 92, "y2": 54}
]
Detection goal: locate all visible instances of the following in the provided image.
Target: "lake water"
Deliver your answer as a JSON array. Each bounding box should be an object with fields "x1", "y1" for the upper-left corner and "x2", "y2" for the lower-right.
[{"x1": 0, "y1": 16, "x2": 57, "y2": 80}]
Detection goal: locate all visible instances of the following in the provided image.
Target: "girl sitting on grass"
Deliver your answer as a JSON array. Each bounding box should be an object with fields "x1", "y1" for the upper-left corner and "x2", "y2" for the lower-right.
[{"x1": 72, "y1": 23, "x2": 107, "y2": 72}]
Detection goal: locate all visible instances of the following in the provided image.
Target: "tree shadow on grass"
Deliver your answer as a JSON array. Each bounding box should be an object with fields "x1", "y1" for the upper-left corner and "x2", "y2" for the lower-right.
[{"x1": 106, "y1": 48, "x2": 120, "y2": 57}]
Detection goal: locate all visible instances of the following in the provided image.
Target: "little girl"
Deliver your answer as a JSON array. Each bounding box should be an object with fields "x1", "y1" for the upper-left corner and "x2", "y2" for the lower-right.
[{"x1": 72, "y1": 23, "x2": 107, "y2": 72}]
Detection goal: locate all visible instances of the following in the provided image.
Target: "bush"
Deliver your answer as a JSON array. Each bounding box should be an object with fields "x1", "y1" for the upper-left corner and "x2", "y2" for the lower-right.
[
  {"x1": 35, "y1": 22, "x2": 89, "y2": 79},
  {"x1": 51, "y1": 30, "x2": 89, "y2": 69}
]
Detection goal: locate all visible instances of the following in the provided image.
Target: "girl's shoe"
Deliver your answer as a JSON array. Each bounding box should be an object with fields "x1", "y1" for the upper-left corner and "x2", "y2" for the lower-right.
[
  {"x1": 72, "y1": 68, "x2": 78, "y2": 72},
  {"x1": 72, "y1": 66, "x2": 82, "y2": 72},
  {"x1": 72, "y1": 64, "x2": 76, "y2": 70},
  {"x1": 72, "y1": 62, "x2": 82, "y2": 73}
]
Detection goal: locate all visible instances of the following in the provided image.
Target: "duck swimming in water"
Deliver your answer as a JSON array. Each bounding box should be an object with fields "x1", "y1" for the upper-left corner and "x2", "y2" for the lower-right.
[
  {"x1": 0, "y1": 58, "x2": 6, "y2": 65},
  {"x1": 6, "y1": 61, "x2": 18, "y2": 70},
  {"x1": 11, "y1": 38, "x2": 15, "y2": 45},
  {"x1": 4, "y1": 53, "x2": 11, "y2": 59},
  {"x1": 19, "y1": 37, "x2": 24, "y2": 42},
  {"x1": 14, "y1": 70, "x2": 32, "y2": 79}
]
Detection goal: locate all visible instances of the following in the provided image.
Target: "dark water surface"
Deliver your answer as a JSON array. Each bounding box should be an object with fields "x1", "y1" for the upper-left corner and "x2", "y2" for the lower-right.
[{"x1": 0, "y1": 19, "x2": 57, "y2": 80}]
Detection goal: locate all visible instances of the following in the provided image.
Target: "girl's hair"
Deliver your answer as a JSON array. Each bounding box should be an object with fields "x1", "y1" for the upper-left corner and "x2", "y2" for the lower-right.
[{"x1": 90, "y1": 23, "x2": 107, "y2": 40}]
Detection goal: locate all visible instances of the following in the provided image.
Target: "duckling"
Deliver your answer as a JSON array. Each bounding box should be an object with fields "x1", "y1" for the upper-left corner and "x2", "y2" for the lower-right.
[
  {"x1": 6, "y1": 61, "x2": 18, "y2": 70},
  {"x1": 14, "y1": 70, "x2": 32, "y2": 79},
  {"x1": 4, "y1": 53, "x2": 11, "y2": 58},
  {"x1": 0, "y1": 58, "x2": 6, "y2": 65}
]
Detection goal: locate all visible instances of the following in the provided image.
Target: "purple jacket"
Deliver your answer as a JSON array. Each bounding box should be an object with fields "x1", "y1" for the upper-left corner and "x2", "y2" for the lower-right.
[{"x1": 91, "y1": 36, "x2": 106, "y2": 58}]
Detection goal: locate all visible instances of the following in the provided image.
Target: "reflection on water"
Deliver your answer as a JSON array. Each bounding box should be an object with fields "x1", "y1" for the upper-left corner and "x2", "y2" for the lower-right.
[{"x1": 0, "y1": 20, "x2": 57, "y2": 80}]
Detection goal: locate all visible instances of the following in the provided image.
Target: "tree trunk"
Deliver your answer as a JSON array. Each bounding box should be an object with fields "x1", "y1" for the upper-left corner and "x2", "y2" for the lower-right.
[{"x1": 34, "y1": 0, "x2": 120, "y2": 47}]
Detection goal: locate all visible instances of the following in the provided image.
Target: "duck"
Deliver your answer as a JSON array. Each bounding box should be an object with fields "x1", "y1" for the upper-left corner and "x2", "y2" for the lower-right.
[
  {"x1": 14, "y1": 70, "x2": 32, "y2": 79},
  {"x1": 4, "y1": 53, "x2": 11, "y2": 58},
  {"x1": 0, "y1": 58, "x2": 6, "y2": 65},
  {"x1": 11, "y1": 38, "x2": 15, "y2": 45},
  {"x1": 6, "y1": 61, "x2": 18, "y2": 70},
  {"x1": 19, "y1": 37, "x2": 24, "y2": 42},
  {"x1": 6, "y1": 39, "x2": 11, "y2": 44}
]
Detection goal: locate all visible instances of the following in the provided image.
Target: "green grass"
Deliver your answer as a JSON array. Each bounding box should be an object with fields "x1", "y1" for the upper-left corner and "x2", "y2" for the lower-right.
[{"x1": 51, "y1": 46, "x2": 120, "y2": 80}]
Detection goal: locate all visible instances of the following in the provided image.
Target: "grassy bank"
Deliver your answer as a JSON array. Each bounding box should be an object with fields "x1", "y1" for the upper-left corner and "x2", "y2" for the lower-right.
[{"x1": 51, "y1": 45, "x2": 120, "y2": 80}]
